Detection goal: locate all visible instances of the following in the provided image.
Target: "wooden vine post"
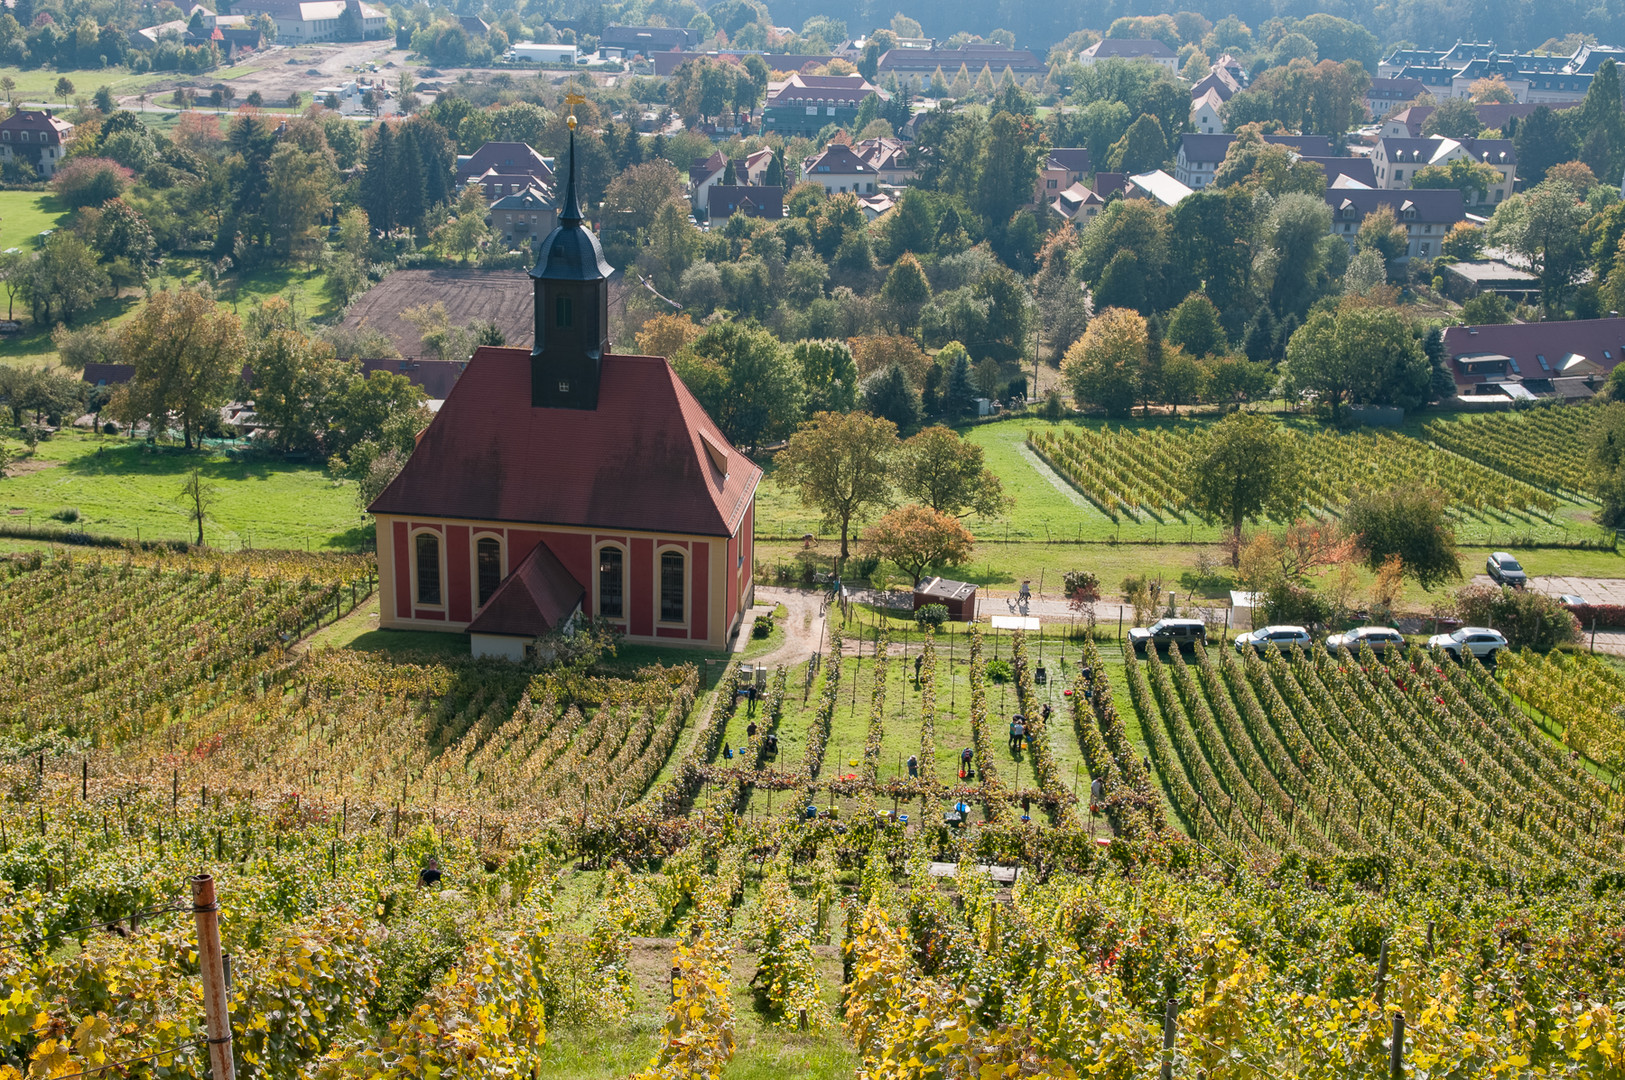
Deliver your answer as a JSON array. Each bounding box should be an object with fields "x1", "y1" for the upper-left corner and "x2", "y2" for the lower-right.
[{"x1": 192, "y1": 874, "x2": 235, "y2": 1080}]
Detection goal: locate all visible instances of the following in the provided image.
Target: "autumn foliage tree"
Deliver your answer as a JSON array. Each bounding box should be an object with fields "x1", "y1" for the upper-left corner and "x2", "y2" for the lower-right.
[
  {"x1": 896, "y1": 425, "x2": 1011, "y2": 519},
  {"x1": 117, "y1": 287, "x2": 246, "y2": 448},
  {"x1": 861, "y1": 504, "x2": 975, "y2": 585}
]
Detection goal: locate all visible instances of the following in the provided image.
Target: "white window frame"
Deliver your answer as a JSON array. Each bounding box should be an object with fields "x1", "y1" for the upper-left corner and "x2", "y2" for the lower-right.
[
  {"x1": 655, "y1": 544, "x2": 690, "y2": 629},
  {"x1": 471, "y1": 531, "x2": 506, "y2": 611},
  {"x1": 594, "y1": 541, "x2": 629, "y2": 624},
  {"x1": 409, "y1": 527, "x2": 446, "y2": 611}
]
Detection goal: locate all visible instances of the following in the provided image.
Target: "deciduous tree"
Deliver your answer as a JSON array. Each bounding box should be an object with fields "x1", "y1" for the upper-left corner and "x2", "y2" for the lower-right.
[
  {"x1": 897, "y1": 425, "x2": 1010, "y2": 519},
  {"x1": 672, "y1": 322, "x2": 804, "y2": 452},
  {"x1": 118, "y1": 287, "x2": 245, "y2": 448},
  {"x1": 861, "y1": 503, "x2": 974, "y2": 585},
  {"x1": 1185, "y1": 413, "x2": 1304, "y2": 560},
  {"x1": 775, "y1": 410, "x2": 898, "y2": 560},
  {"x1": 1340, "y1": 485, "x2": 1462, "y2": 589},
  {"x1": 1061, "y1": 306, "x2": 1146, "y2": 417}
]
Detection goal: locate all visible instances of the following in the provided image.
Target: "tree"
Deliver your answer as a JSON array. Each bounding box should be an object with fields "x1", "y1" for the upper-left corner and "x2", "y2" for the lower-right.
[
  {"x1": 1284, "y1": 306, "x2": 1430, "y2": 424},
  {"x1": 54, "y1": 76, "x2": 73, "y2": 103},
  {"x1": 897, "y1": 425, "x2": 1011, "y2": 519},
  {"x1": 1355, "y1": 203, "x2": 1408, "y2": 268},
  {"x1": 1421, "y1": 97, "x2": 1483, "y2": 139},
  {"x1": 862, "y1": 363, "x2": 922, "y2": 431},
  {"x1": 1185, "y1": 413, "x2": 1304, "y2": 559},
  {"x1": 1441, "y1": 222, "x2": 1485, "y2": 260},
  {"x1": 435, "y1": 184, "x2": 493, "y2": 264},
  {"x1": 1485, "y1": 180, "x2": 1591, "y2": 311},
  {"x1": 1573, "y1": 58, "x2": 1625, "y2": 187},
  {"x1": 1513, "y1": 106, "x2": 1576, "y2": 185},
  {"x1": 51, "y1": 157, "x2": 131, "y2": 209},
  {"x1": 1106, "y1": 112, "x2": 1168, "y2": 174},
  {"x1": 18, "y1": 233, "x2": 109, "y2": 326},
  {"x1": 1461, "y1": 292, "x2": 1513, "y2": 324},
  {"x1": 1340, "y1": 486, "x2": 1462, "y2": 589},
  {"x1": 791, "y1": 339, "x2": 858, "y2": 413},
  {"x1": 775, "y1": 410, "x2": 898, "y2": 560},
  {"x1": 938, "y1": 342, "x2": 976, "y2": 418},
  {"x1": 1213, "y1": 134, "x2": 1324, "y2": 195},
  {"x1": 1062, "y1": 306, "x2": 1147, "y2": 417},
  {"x1": 248, "y1": 309, "x2": 345, "y2": 453},
  {"x1": 636, "y1": 313, "x2": 704, "y2": 360},
  {"x1": 672, "y1": 323, "x2": 804, "y2": 452},
  {"x1": 862, "y1": 504, "x2": 974, "y2": 585},
  {"x1": 92, "y1": 84, "x2": 115, "y2": 113},
  {"x1": 177, "y1": 466, "x2": 216, "y2": 546},
  {"x1": 1165, "y1": 292, "x2": 1226, "y2": 357},
  {"x1": 118, "y1": 288, "x2": 246, "y2": 448},
  {"x1": 974, "y1": 110, "x2": 1042, "y2": 230},
  {"x1": 1411, "y1": 156, "x2": 1502, "y2": 202},
  {"x1": 263, "y1": 142, "x2": 334, "y2": 262},
  {"x1": 1160, "y1": 348, "x2": 1207, "y2": 415},
  {"x1": 881, "y1": 253, "x2": 931, "y2": 333}
]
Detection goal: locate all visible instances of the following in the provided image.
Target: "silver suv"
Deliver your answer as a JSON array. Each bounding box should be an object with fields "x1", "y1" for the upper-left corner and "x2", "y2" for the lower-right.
[
  {"x1": 1486, "y1": 552, "x2": 1527, "y2": 588},
  {"x1": 1325, "y1": 626, "x2": 1405, "y2": 658},
  {"x1": 1234, "y1": 625, "x2": 1312, "y2": 654},
  {"x1": 1427, "y1": 626, "x2": 1508, "y2": 661}
]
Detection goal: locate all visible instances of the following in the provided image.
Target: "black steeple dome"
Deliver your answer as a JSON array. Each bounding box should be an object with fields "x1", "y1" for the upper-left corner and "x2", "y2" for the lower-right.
[{"x1": 530, "y1": 116, "x2": 612, "y2": 410}]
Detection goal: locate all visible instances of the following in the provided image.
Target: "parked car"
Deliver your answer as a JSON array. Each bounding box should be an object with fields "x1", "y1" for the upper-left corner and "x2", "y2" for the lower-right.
[
  {"x1": 1427, "y1": 626, "x2": 1508, "y2": 661},
  {"x1": 1127, "y1": 617, "x2": 1207, "y2": 654},
  {"x1": 1487, "y1": 552, "x2": 1527, "y2": 587},
  {"x1": 1325, "y1": 626, "x2": 1406, "y2": 658},
  {"x1": 1234, "y1": 625, "x2": 1312, "y2": 654}
]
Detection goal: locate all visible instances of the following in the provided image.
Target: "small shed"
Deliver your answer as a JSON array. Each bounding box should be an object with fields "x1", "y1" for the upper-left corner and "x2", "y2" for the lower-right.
[{"x1": 914, "y1": 577, "x2": 978, "y2": 621}]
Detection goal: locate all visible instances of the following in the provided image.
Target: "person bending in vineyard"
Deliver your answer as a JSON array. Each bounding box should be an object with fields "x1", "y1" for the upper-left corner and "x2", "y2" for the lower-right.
[
  {"x1": 1009, "y1": 716, "x2": 1025, "y2": 753},
  {"x1": 960, "y1": 746, "x2": 974, "y2": 779}
]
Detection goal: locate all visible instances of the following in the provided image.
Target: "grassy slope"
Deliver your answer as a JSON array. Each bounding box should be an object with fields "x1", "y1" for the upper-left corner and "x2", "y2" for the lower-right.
[
  {"x1": 0, "y1": 430, "x2": 365, "y2": 549},
  {"x1": 0, "y1": 190, "x2": 71, "y2": 252},
  {"x1": 0, "y1": 65, "x2": 170, "y2": 101}
]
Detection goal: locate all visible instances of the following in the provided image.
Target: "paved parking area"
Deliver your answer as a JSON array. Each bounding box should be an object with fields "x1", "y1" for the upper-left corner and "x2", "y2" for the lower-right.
[{"x1": 1469, "y1": 575, "x2": 1625, "y2": 603}]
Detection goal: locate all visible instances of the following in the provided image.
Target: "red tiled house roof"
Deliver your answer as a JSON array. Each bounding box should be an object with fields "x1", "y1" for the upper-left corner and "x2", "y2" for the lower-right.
[{"x1": 368, "y1": 348, "x2": 760, "y2": 537}]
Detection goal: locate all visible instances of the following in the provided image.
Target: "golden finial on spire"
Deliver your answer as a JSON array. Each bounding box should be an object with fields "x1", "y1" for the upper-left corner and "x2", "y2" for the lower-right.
[{"x1": 564, "y1": 92, "x2": 587, "y2": 130}]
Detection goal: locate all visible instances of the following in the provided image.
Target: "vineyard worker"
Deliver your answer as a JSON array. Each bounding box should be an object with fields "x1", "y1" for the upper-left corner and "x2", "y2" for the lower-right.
[
  {"x1": 914, "y1": 654, "x2": 923, "y2": 681},
  {"x1": 746, "y1": 721, "x2": 758, "y2": 740},
  {"x1": 960, "y1": 746, "x2": 974, "y2": 779},
  {"x1": 1091, "y1": 776, "x2": 1104, "y2": 812},
  {"x1": 1041, "y1": 703, "x2": 1052, "y2": 723},
  {"x1": 722, "y1": 742, "x2": 733, "y2": 760},
  {"x1": 1009, "y1": 717, "x2": 1025, "y2": 753},
  {"x1": 907, "y1": 754, "x2": 918, "y2": 778},
  {"x1": 417, "y1": 857, "x2": 441, "y2": 889}
]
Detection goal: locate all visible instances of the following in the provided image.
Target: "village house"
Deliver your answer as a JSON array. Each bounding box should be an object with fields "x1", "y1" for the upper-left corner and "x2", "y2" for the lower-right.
[
  {"x1": 229, "y1": 0, "x2": 386, "y2": 41},
  {"x1": 800, "y1": 143, "x2": 880, "y2": 195},
  {"x1": 1034, "y1": 147, "x2": 1091, "y2": 204},
  {"x1": 0, "y1": 109, "x2": 73, "y2": 179},
  {"x1": 761, "y1": 72, "x2": 883, "y2": 137},
  {"x1": 456, "y1": 141, "x2": 554, "y2": 190},
  {"x1": 1174, "y1": 133, "x2": 1333, "y2": 190},
  {"x1": 1371, "y1": 135, "x2": 1515, "y2": 207},
  {"x1": 1077, "y1": 38, "x2": 1178, "y2": 72},
  {"x1": 489, "y1": 187, "x2": 556, "y2": 248},
  {"x1": 853, "y1": 137, "x2": 914, "y2": 185},
  {"x1": 707, "y1": 184, "x2": 784, "y2": 220},
  {"x1": 1442, "y1": 317, "x2": 1625, "y2": 402},
  {"x1": 1050, "y1": 182, "x2": 1105, "y2": 226},
  {"x1": 369, "y1": 125, "x2": 760, "y2": 658},
  {"x1": 1326, "y1": 187, "x2": 1465, "y2": 259}
]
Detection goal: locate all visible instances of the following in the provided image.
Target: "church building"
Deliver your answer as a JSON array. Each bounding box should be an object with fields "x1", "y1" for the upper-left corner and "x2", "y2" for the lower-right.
[{"x1": 369, "y1": 120, "x2": 760, "y2": 659}]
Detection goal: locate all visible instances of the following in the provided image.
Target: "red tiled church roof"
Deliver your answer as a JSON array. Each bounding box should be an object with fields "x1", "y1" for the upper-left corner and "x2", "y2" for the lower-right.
[
  {"x1": 465, "y1": 539, "x2": 584, "y2": 636},
  {"x1": 368, "y1": 347, "x2": 761, "y2": 537}
]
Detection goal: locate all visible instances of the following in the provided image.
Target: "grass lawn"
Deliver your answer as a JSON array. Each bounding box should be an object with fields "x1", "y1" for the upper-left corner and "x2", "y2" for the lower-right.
[
  {"x1": 3, "y1": 259, "x2": 339, "y2": 370},
  {"x1": 0, "y1": 65, "x2": 169, "y2": 103},
  {"x1": 0, "y1": 430, "x2": 365, "y2": 549},
  {"x1": 0, "y1": 190, "x2": 70, "y2": 252}
]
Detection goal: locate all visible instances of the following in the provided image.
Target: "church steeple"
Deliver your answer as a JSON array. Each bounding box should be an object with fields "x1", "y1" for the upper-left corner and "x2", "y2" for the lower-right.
[{"x1": 530, "y1": 99, "x2": 613, "y2": 410}]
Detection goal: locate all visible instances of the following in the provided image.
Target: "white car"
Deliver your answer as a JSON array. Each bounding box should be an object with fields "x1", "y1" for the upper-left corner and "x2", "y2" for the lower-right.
[
  {"x1": 1427, "y1": 626, "x2": 1508, "y2": 661},
  {"x1": 1234, "y1": 625, "x2": 1312, "y2": 654},
  {"x1": 1325, "y1": 626, "x2": 1406, "y2": 658}
]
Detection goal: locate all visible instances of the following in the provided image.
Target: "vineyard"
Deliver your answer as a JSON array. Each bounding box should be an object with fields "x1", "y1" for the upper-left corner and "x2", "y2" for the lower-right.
[
  {"x1": 1028, "y1": 424, "x2": 1564, "y2": 524},
  {"x1": 3, "y1": 550, "x2": 1625, "y2": 1077},
  {"x1": 1422, "y1": 404, "x2": 1601, "y2": 496}
]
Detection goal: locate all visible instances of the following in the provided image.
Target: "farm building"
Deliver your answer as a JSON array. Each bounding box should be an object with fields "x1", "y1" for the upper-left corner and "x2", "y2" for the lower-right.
[
  {"x1": 368, "y1": 126, "x2": 760, "y2": 658},
  {"x1": 1443, "y1": 316, "x2": 1625, "y2": 402},
  {"x1": 914, "y1": 578, "x2": 978, "y2": 621}
]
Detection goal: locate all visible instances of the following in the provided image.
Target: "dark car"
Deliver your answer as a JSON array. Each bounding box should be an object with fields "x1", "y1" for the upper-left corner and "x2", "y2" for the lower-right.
[
  {"x1": 1487, "y1": 552, "x2": 1527, "y2": 588},
  {"x1": 1127, "y1": 618, "x2": 1207, "y2": 654}
]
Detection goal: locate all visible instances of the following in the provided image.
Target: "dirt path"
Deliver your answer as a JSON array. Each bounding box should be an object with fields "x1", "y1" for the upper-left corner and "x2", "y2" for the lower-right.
[{"x1": 745, "y1": 587, "x2": 829, "y2": 669}]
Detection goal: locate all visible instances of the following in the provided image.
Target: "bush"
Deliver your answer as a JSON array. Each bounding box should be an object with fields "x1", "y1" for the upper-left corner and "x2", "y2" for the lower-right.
[
  {"x1": 752, "y1": 613, "x2": 773, "y2": 639},
  {"x1": 1452, "y1": 584, "x2": 1579, "y2": 651},
  {"x1": 49, "y1": 507, "x2": 79, "y2": 523},
  {"x1": 985, "y1": 658, "x2": 1014, "y2": 683},
  {"x1": 1259, "y1": 580, "x2": 1333, "y2": 628},
  {"x1": 1042, "y1": 389, "x2": 1065, "y2": 421},
  {"x1": 848, "y1": 553, "x2": 880, "y2": 580},
  {"x1": 914, "y1": 603, "x2": 949, "y2": 629},
  {"x1": 50, "y1": 157, "x2": 133, "y2": 209},
  {"x1": 1063, "y1": 570, "x2": 1100, "y2": 602}
]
